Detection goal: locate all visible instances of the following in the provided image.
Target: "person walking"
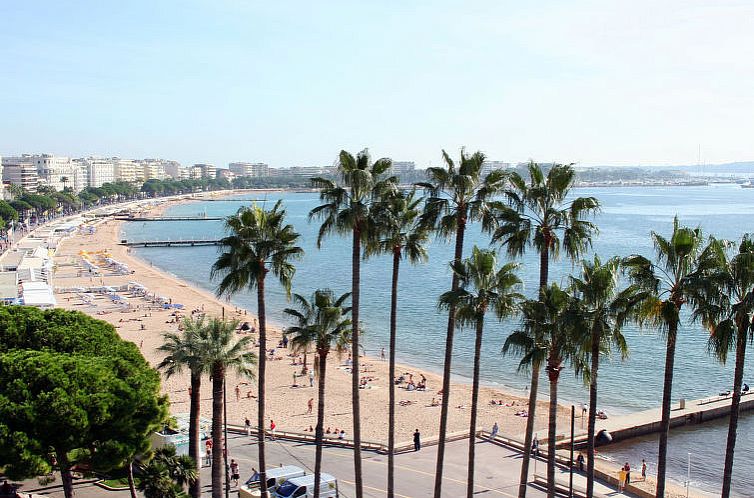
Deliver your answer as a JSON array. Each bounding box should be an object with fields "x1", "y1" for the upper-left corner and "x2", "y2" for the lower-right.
[
  {"x1": 270, "y1": 419, "x2": 276, "y2": 440},
  {"x1": 309, "y1": 369, "x2": 315, "y2": 387},
  {"x1": 490, "y1": 421, "x2": 499, "y2": 440},
  {"x1": 244, "y1": 417, "x2": 251, "y2": 436},
  {"x1": 577, "y1": 453, "x2": 585, "y2": 472},
  {"x1": 230, "y1": 459, "x2": 240, "y2": 487},
  {"x1": 641, "y1": 459, "x2": 647, "y2": 480},
  {"x1": 531, "y1": 434, "x2": 539, "y2": 456},
  {"x1": 624, "y1": 462, "x2": 631, "y2": 487},
  {"x1": 307, "y1": 398, "x2": 314, "y2": 414},
  {"x1": 413, "y1": 429, "x2": 421, "y2": 451}
]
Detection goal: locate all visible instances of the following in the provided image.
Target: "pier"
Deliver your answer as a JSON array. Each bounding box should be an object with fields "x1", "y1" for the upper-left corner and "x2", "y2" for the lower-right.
[
  {"x1": 564, "y1": 391, "x2": 754, "y2": 448},
  {"x1": 115, "y1": 216, "x2": 224, "y2": 222},
  {"x1": 120, "y1": 239, "x2": 222, "y2": 247}
]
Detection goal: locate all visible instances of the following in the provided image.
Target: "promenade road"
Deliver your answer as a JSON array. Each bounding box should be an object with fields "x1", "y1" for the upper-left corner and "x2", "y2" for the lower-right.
[{"x1": 17, "y1": 433, "x2": 634, "y2": 497}]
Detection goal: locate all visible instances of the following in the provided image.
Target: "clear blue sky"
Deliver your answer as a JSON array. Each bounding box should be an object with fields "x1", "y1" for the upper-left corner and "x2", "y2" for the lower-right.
[{"x1": 1, "y1": 0, "x2": 752, "y2": 168}]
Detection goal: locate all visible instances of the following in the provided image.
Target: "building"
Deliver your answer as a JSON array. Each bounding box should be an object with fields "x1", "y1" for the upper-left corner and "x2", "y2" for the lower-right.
[
  {"x1": 113, "y1": 159, "x2": 141, "y2": 183},
  {"x1": 216, "y1": 168, "x2": 235, "y2": 181},
  {"x1": 162, "y1": 161, "x2": 185, "y2": 179},
  {"x1": 481, "y1": 160, "x2": 511, "y2": 176},
  {"x1": 31, "y1": 154, "x2": 86, "y2": 192},
  {"x1": 228, "y1": 162, "x2": 269, "y2": 177},
  {"x1": 193, "y1": 163, "x2": 216, "y2": 179},
  {"x1": 2, "y1": 156, "x2": 39, "y2": 192},
  {"x1": 78, "y1": 157, "x2": 115, "y2": 188},
  {"x1": 141, "y1": 161, "x2": 166, "y2": 181}
]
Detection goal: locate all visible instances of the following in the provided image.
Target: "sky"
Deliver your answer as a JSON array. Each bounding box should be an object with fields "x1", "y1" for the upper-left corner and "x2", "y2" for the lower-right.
[{"x1": 1, "y1": 0, "x2": 753, "y2": 169}]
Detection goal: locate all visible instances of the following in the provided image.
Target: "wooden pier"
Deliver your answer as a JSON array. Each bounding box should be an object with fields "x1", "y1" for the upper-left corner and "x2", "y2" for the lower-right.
[
  {"x1": 115, "y1": 216, "x2": 224, "y2": 222},
  {"x1": 120, "y1": 239, "x2": 222, "y2": 247},
  {"x1": 562, "y1": 391, "x2": 754, "y2": 449}
]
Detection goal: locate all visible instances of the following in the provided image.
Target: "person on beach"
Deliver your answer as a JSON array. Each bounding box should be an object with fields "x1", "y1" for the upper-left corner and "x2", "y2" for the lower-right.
[
  {"x1": 641, "y1": 459, "x2": 647, "y2": 480},
  {"x1": 380, "y1": 347, "x2": 385, "y2": 360},
  {"x1": 307, "y1": 398, "x2": 313, "y2": 414},
  {"x1": 339, "y1": 429, "x2": 346, "y2": 440},
  {"x1": 413, "y1": 429, "x2": 421, "y2": 451},
  {"x1": 230, "y1": 459, "x2": 240, "y2": 486},
  {"x1": 205, "y1": 447, "x2": 212, "y2": 467},
  {"x1": 245, "y1": 418, "x2": 251, "y2": 436},
  {"x1": 235, "y1": 385, "x2": 241, "y2": 402},
  {"x1": 531, "y1": 435, "x2": 539, "y2": 456},
  {"x1": 309, "y1": 369, "x2": 315, "y2": 387},
  {"x1": 269, "y1": 419, "x2": 276, "y2": 440},
  {"x1": 490, "y1": 422, "x2": 499, "y2": 440},
  {"x1": 623, "y1": 462, "x2": 631, "y2": 487}
]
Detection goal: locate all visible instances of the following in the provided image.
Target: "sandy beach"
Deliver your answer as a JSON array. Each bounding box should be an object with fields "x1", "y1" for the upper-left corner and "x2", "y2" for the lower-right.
[{"x1": 49, "y1": 194, "x2": 573, "y2": 446}]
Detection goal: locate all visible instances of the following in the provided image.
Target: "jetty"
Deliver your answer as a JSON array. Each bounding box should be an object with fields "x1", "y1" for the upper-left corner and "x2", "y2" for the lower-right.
[
  {"x1": 564, "y1": 391, "x2": 754, "y2": 448},
  {"x1": 115, "y1": 216, "x2": 224, "y2": 222},
  {"x1": 120, "y1": 239, "x2": 221, "y2": 247}
]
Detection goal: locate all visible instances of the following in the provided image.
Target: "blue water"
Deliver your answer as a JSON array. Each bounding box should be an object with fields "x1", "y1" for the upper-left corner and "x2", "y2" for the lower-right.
[{"x1": 123, "y1": 184, "x2": 754, "y2": 496}]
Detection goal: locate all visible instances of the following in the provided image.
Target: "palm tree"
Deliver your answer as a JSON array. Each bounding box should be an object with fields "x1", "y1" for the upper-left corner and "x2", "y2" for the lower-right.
[
  {"x1": 568, "y1": 256, "x2": 645, "y2": 496},
  {"x1": 202, "y1": 318, "x2": 256, "y2": 498},
  {"x1": 416, "y1": 149, "x2": 507, "y2": 497},
  {"x1": 439, "y1": 247, "x2": 521, "y2": 498},
  {"x1": 367, "y1": 188, "x2": 428, "y2": 498},
  {"x1": 309, "y1": 148, "x2": 396, "y2": 498},
  {"x1": 211, "y1": 200, "x2": 302, "y2": 496},
  {"x1": 283, "y1": 289, "x2": 352, "y2": 498},
  {"x1": 622, "y1": 217, "x2": 709, "y2": 497},
  {"x1": 491, "y1": 161, "x2": 599, "y2": 497},
  {"x1": 504, "y1": 284, "x2": 586, "y2": 498},
  {"x1": 138, "y1": 445, "x2": 197, "y2": 498},
  {"x1": 157, "y1": 317, "x2": 209, "y2": 498},
  {"x1": 686, "y1": 235, "x2": 754, "y2": 498}
]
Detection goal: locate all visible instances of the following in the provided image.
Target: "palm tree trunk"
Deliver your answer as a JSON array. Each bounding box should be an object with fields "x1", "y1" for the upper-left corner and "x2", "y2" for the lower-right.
[
  {"x1": 721, "y1": 319, "x2": 748, "y2": 498},
  {"x1": 388, "y1": 248, "x2": 400, "y2": 498},
  {"x1": 586, "y1": 327, "x2": 600, "y2": 498},
  {"x1": 314, "y1": 349, "x2": 329, "y2": 498},
  {"x1": 257, "y1": 272, "x2": 269, "y2": 496},
  {"x1": 127, "y1": 460, "x2": 137, "y2": 498},
  {"x1": 518, "y1": 245, "x2": 549, "y2": 498},
  {"x1": 433, "y1": 210, "x2": 467, "y2": 498},
  {"x1": 56, "y1": 447, "x2": 74, "y2": 498},
  {"x1": 351, "y1": 225, "x2": 364, "y2": 498},
  {"x1": 212, "y1": 364, "x2": 225, "y2": 498},
  {"x1": 546, "y1": 364, "x2": 559, "y2": 498},
  {"x1": 518, "y1": 363, "x2": 541, "y2": 498},
  {"x1": 466, "y1": 316, "x2": 485, "y2": 498},
  {"x1": 189, "y1": 372, "x2": 201, "y2": 498},
  {"x1": 656, "y1": 319, "x2": 678, "y2": 498}
]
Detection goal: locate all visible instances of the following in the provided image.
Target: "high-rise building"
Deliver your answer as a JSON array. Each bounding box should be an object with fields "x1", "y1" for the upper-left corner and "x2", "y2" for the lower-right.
[
  {"x1": 481, "y1": 160, "x2": 511, "y2": 175},
  {"x1": 228, "y1": 162, "x2": 269, "y2": 177},
  {"x1": 161, "y1": 161, "x2": 184, "y2": 179},
  {"x1": 31, "y1": 154, "x2": 85, "y2": 192},
  {"x1": 113, "y1": 159, "x2": 143, "y2": 183},
  {"x1": 2, "y1": 156, "x2": 40, "y2": 192},
  {"x1": 78, "y1": 157, "x2": 115, "y2": 188},
  {"x1": 141, "y1": 161, "x2": 166, "y2": 181},
  {"x1": 390, "y1": 161, "x2": 415, "y2": 176},
  {"x1": 216, "y1": 168, "x2": 235, "y2": 181}
]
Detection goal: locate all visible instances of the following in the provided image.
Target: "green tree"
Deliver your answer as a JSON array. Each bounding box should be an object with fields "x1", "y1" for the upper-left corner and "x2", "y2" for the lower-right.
[
  {"x1": 622, "y1": 217, "x2": 709, "y2": 497},
  {"x1": 568, "y1": 256, "x2": 645, "y2": 496},
  {"x1": 0, "y1": 308, "x2": 166, "y2": 498},
  {"x1": 137, "y1": 446, "x2": 197, "y2": 498},
  {"x1": 0, "y1": 200, "x2": 19, "y2": 227},
  {"x1": 309, "y1": 148, "x2": 396, "y2": 498},
  {"x1": 416, "y1": 149, "x2": 507, "y2": 497},
  {"x1": 686, "y1": 235, "x2": 754, "y2": 498},
  {"x1": 284, "y1": 290, "x2": 352, "y2": 498},
  {"x1": 157, "y1": 317, "x2": 210, "y2": 498},
  {"x1": 211, "y1": 200, "x2": 302, "y2": 496},
  {"x1": 491, "y1": 162, "x2": 599, "y2": 497},
  {"x1": 202, "y1": 318, "x2": 256, "y2": 498},
  {"x1": 367, "y1": 188, "x2": 428, "y2": 498},
  {"x1": 439, "y1": 247, "x2": 521, "y2": 498}
]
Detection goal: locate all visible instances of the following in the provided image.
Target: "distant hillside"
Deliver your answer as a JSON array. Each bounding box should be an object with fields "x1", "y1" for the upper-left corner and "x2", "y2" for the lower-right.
[{"x1": 588, "y1": 162, "x2": 754, "y2": 173}]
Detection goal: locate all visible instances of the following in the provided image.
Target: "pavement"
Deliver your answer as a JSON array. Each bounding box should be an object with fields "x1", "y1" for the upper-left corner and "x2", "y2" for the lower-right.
[{"x1": 15, "y1": 433, "x2": 636, "y2": 497}]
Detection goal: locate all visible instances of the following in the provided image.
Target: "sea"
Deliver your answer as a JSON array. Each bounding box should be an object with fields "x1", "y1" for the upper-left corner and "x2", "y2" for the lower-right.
[{"x1": 123, "y1": 183, "x2": 754, "y2": 497}]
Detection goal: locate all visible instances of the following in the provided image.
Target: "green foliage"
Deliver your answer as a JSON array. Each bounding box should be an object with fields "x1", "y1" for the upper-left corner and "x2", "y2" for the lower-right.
[
  {"x1": 284, "y1": 289, "x2": 352, "y2": 356},
  {"x1": 0, "y1": 307, "x2": 167, "y2": 483}
]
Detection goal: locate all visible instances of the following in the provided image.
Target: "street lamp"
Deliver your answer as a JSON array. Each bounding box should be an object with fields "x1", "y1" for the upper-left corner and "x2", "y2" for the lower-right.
[{"x1": 224, "y1": 378, "x2": 230, "y2": 498}]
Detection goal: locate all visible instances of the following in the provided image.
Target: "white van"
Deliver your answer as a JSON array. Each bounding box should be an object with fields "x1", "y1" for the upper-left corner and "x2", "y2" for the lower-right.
[
  {"x1": 239, "y1": 466, "x2": 306, "y2": 498},
  {"x1": 272, "y1": 473, "x2": 338, "y2": 498}
]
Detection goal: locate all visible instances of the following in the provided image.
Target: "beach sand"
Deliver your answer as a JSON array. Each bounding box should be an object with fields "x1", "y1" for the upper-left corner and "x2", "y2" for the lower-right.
[{"x1": 52, "y1": 198, "x2": 571, "y2": 446}]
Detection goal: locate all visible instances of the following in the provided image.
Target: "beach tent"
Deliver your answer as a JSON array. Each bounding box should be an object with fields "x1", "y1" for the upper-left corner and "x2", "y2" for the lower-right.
[{"x1": 21, "y1": 281, "x2": 56, "y2": 308}]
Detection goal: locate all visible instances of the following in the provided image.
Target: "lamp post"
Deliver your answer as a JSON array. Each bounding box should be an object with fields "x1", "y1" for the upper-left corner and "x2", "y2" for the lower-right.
[{"x1": 569, "y1": 405, "x2": 575, "y2": 497}]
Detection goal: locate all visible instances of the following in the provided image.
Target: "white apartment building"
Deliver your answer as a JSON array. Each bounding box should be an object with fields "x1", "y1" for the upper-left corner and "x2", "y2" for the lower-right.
[
  {"x1": 390, "y1": 161, "x2": 415, "y2": 176},
  {"x1": 77, "y1": 158, "x2": 115, "y2": 188},
  {"x1": 113, "y1": 159, "x2": 143, "y2": 184},
  {"x1": 481, "y1": 160, "x2": 511, "y2": 175},
  {"x1": 194, "y1": 163, "x2": 216, "y2": 179},
  {"x1": 31, "y1": 154, "x2": 86, "y2": 192},
  {"x1": 229, "y1": 162, "x2": 269, "y2": 177},
  {"x1": 2, "y1": 158, "x2": 39, "y2": 192},
  {"x1": 141, "y1": 162, "x2": 166, "y2": 181}
]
